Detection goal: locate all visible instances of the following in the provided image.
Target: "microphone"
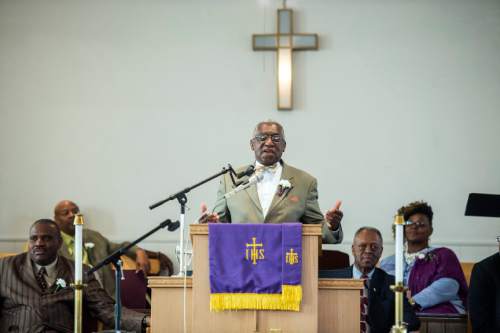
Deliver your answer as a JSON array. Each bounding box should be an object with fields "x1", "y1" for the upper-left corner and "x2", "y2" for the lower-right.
[
  {"x1": 235, "y1": 165, "x2": 255, "y2": 179},
  {"x1": 168, "y1": 220, "x2": 180, "y2": 231},
  {"x1": 224, "y1": 171, "x2": 263, "y2": 199}
]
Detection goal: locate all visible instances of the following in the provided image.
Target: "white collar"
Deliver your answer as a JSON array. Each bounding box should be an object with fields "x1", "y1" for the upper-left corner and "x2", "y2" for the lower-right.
[
  {"x1": 255, "y1": 161, "x2": 281, "y2": 171},
  {"x1": 353, "y1": 265, "x2": 375, "y2": 279}
]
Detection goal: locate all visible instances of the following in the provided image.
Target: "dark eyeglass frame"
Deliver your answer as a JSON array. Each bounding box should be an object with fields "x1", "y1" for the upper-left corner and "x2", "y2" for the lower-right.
[{"x1": 253, "y1": 133, "x2": 283, "y2": 143}]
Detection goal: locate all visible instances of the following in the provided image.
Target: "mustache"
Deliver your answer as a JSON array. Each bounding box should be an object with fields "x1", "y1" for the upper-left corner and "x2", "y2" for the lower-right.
[{"x1": 361, "y1": 254, "x2": 377, "y2": 260}]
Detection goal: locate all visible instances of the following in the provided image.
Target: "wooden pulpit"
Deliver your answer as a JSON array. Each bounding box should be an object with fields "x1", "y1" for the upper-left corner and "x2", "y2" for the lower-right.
[{"x1": 148, "y1": 224, "x2": 362, "y2": 333}]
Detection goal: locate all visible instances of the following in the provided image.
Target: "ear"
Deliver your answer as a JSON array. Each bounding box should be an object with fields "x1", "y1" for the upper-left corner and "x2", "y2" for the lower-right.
[
  {"x1": 250, "y1": 139, "x2": 255, "y2": 152},
  {"x1": 351, "y1": 244, "x2": 355, "y2": 256}
]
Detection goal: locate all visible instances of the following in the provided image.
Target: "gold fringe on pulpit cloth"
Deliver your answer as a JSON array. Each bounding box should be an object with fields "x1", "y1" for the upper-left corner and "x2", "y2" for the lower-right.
[{"x1": 210, "y1": 284, "x2": 302, "y2": 312}]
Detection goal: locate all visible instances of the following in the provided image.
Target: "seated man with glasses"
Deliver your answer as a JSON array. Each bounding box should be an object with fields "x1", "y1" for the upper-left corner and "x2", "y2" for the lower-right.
[
  {"x1": 468, "y1": 235, "x2": 500, "y2": 332},
  {"x1": 320, "y1": 227, "x2": 420, "y2": 333},
  {"x1": 200, "y1": 120, "x2": 344, "y2": 244},
  {"x1": 380, "y1": 201, "x2": 468, "y2": 314}
]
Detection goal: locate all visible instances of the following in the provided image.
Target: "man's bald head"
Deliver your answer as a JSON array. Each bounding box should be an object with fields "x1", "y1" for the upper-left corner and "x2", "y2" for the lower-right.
[{"x1": 53, "y1": 200, "x2": 80, "y2": 235}]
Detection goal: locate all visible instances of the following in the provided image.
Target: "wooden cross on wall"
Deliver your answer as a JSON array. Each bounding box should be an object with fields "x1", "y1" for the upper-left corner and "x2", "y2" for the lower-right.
[{"x1": 252, "y1": 6, "x2": 318, "y2": 110}]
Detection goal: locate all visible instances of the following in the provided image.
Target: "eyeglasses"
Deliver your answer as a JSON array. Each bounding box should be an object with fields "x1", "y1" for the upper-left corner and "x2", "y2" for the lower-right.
[
  {"x1": 496, "y1": 236, "x2": 500, "y2": 243},
  {"x1": 355, "y1": 244, "x2": 381, "y2": 252},
  {"x1": 253, "y1": 133, "x2": 283, "y2": 143},
  {"x1": 405, "y1": 221, "x2": 429, "y2": 229}
]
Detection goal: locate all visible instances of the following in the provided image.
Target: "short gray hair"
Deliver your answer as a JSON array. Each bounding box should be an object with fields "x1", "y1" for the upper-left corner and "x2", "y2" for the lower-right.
[
  {"x1": 252, "y1": 120, "x2": 286, "y2": 141},
  {"x1": 353, "y1": 226, "x2": 383, "y2": 244}
]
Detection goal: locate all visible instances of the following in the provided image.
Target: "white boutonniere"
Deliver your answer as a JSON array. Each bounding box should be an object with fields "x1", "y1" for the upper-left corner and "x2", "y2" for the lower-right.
[
  {"x1": 84, "y1": 242, "x2": 95, "y2": 249},
  {"x1": 276, "y1": 179, "x2": 292, "y2": 197},
  {"x1": 417, "y1": 253, "x2": 426, "y2": 260},
  {"x1": 54, "y1": 278, "x2": 67, "y2": 292}
]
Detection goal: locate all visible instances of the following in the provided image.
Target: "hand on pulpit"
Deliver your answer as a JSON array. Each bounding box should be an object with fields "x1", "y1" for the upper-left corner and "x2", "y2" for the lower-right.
[
  {"x1": 198, "y1": 202, "x2": 220, "y2": 224},
  {"x1": 325, "y1": 200, "x2": 343, "y2": 231}
]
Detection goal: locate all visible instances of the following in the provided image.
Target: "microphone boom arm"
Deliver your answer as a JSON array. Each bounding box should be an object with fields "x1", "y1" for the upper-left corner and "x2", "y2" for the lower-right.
[
  {"x1": 87, "y1": 219, "x2": 178, "y2": 276},
  {"x1": 149, "y1": 164, "x2": 236, "y2": 210}
]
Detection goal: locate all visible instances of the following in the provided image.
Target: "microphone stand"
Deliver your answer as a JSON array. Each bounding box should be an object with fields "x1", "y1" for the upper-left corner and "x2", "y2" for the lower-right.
[
  {"x1": 87, "y1": 219, "x2": 180, "y2": 333},
  {"x1": 149, "y1": 164, "x2": 235, "y2": 276}
]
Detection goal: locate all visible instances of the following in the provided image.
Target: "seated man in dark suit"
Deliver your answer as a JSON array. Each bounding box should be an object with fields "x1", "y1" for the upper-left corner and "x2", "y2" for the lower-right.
[
  {"x1": 468, "y1": 235, "x2": 500, "y2": 332},
  {"x1": 0, "y1": 219, "x2": 148, "y2": 333},
  {"x1": 319, "y1": 227, "x2": 420, "y2": 333}
]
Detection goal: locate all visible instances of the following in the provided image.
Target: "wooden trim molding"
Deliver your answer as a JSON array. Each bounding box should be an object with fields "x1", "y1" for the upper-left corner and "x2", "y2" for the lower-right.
[
  {"x1": 319, "y1": 278, "x2": 364, "y2": 290},
  {"x1": 148, "y1": 276, "x2": 192, "y2": 288},
  {"x1": 190, "y1": 223, "x2": 322, "y2": 236}
]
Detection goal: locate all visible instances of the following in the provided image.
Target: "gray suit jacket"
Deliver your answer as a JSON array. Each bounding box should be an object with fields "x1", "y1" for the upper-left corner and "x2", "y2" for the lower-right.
[
  {"x1": 213, "y1": 162, "x2": 342, "y2": 244},
  {"x1": 58, "y1": 228, "x2": 138, "y2": 298},
  {"x1": 0, "y1": 253, "x2": 143, "y2": 333}
]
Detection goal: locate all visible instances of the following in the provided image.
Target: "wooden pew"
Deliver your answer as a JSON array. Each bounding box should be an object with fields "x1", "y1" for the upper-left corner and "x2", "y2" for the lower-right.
[{"x1": 418, "y1": 313, "x2": 467, "y2": 333}]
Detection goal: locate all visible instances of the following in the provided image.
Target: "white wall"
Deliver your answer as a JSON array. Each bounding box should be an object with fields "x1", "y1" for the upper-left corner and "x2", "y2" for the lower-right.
[{"x1": 1, "y1": 0, "x2": 499, "y2": 269}]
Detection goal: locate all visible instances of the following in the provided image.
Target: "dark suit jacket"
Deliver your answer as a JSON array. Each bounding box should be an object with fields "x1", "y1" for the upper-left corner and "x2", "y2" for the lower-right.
[
  {"x1": 469, "y1": 252, "x2": 500, "y2": 333},
  {"x1": 213, "y1": 162, "x2": 343, "y2": 244},
  {"x1": 319, "y1": 266, "x2": 420, "y2": 333},
  {"x1": 58, "y1": 228, "x2": 138, "y2": 298},
  {"x1": 0, "y1": 253, "x2": 143, "y2": 333}
]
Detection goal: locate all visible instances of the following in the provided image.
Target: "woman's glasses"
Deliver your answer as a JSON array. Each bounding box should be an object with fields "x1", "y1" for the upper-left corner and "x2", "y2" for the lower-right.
[{"x1": 405, "y1": 221, "x2": 429, "y2": 229}]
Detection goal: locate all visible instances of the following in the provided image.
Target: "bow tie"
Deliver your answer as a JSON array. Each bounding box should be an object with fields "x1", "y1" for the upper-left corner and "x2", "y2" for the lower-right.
[{"x1": 256, "y1": 164, "x2": 279, "y2": 173}]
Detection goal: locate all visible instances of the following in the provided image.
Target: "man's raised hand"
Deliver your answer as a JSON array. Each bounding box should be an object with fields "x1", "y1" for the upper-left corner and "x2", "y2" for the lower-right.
[{"x1": 325, "y1": 200, "x2": 343, "y2": 231}]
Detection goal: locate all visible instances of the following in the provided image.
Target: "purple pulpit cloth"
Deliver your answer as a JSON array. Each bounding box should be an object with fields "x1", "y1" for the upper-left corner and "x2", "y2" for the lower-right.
[{"x1": 209, "y1": 223, "x2": 302, "y2": 311}]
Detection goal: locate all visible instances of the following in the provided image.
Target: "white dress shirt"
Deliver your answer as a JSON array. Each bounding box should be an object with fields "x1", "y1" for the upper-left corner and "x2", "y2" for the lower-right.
[{"x1": 255, "y1": 161, "x2": 282, "y2": 218}]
